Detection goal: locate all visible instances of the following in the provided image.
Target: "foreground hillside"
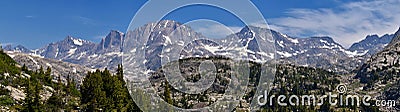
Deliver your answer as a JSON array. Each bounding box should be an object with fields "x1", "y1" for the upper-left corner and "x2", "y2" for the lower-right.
[{"x1": 0, "y1": 50, "x2": 140, "y2": 111}]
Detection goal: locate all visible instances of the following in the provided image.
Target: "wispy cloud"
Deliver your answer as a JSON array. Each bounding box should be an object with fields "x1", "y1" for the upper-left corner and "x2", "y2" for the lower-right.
[
  {"x1": 266, "y1": 0, "x2": 400, "y2": 48},
  {"x1": 25, "y1": 15, "x2": 35, "y2": 18},
  {"x1": 72, "y1": 16, "x2": 98, "y2": 25}
]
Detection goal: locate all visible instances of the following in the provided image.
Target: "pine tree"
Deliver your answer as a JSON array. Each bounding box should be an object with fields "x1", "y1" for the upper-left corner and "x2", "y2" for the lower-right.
[
  {"x1": 23, "y1": 74, "x2": 43, "y2": 112},
  {"x1": 164, "y1": 80, "x2": 173, "y2": 104},
  {"x1": 44, "y1": 67, "x2": 52, "y2": 86},
  {"x1": 23, "y1": 79, "x2": 34, "y2": 112},
  {"x1": 21, "y1": 64, "x2": 28, "y2": 72},
  {"x1": 117, "y1": 64, "x2": 124, "y2": 82},
  {"x1": 45, "y1": 74, "x2": 63, "y2": 111},
  {"x1": 111, "y1": 76, "x2": 126, "y2": 111},
  {"x1": 116, "y1": 64, "x2": 141, "y2": 111},
  {"x1": 81, "y1": 70, "x2": 108, "y2": 111}
]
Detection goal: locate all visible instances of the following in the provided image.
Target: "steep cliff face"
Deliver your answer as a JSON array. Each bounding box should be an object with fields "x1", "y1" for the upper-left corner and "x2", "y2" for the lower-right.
[{"x1": 356, "y1": 28, "x2": 400, "y2": 84}]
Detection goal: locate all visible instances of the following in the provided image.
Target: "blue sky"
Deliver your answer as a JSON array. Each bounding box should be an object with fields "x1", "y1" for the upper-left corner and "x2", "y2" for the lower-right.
[{"x1": 1, "y1": 0, "x2": 399, "y2": 49}]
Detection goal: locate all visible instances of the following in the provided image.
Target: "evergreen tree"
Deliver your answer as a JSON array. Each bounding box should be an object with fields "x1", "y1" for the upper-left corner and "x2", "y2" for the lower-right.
[
  {"x1": 44, "y1": 67, "x2": 52, "y2": 86},
  {"x1": 81, "y1": 70, "x2": 108, "y2": 111},
  {"x1": 80, "y1": 67, "x2": 141, "y2": 111},
  {"x1": 23, "y1": 75, "x2": 43, "y2": 112},
  {"x1": 111, "y1": 76, "x2": 126, "y2": 111},
  {"x1": 45, "y1": 74, "x2": 64, "y2": 111},
  {"x1": 164, "y1": 80, "x2": 173, "y2": 104}
]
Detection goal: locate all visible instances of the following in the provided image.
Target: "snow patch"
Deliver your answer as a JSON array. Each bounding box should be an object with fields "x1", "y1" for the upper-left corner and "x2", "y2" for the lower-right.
[
  {"x1": 55, "y1": 48, "x2": 59, "y2": 58},
  {"x1": 287, "y1": 37, "x2": 299, "y2": 44},
  {"x1": 277, "y1": 51, "x2": 293, "y2": 57},
  {"x1": 72, "y1": 68, "x2": 77, "y2": 73},
  {"x1": 162, "y1": 35, "x2": 172, "y2": 44},
  {"x1": 204, "y1": 45, "x2": 221, "y2": 54},
  {"x1": 279, "y1": 32, "x2": 289, "y2": 38},
  {"x1": 27, "y1": 56, "x2": 38, "y2": 65},
  {"x1": 130, "y1": 48, "x2": 137, "y2": 53},
  {"x1": 177, "y1": 41, "x2": 184, "y2": 46},
  {"x1": 73, "y1": 39, "x2": 83, "y2": 46},
  {"x1": 277, "y1": 41, "x2": 285, "y2": 48},
  {"x1": 46, "y1": 63, "x2": 52, "y2": 68},
  {"x1": 164, "y1": 20, "x2": 169, "y2": 28},
  {"x1": 105, "y1": 52, "x2": 123, "y2": 56},
  {"x1": 7, "y1": 53, "x2": 15, "y2": 58},
  {"x1": 68, "y1": 48, "x2": 77, "y2": 55},
  {"x1": 320, "y1": 39, "x2": 329, "y2": 44},
  {"x1": 344, "y1": 50, "x2": 369, "y2": 57}
]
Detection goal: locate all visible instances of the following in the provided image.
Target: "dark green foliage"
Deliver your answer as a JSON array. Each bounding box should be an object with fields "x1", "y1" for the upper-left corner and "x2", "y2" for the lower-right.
[
  {"x1": 80, "y1": 70, "x2": 107, "y2": 111},
  {"x1": 0, "y1": 50, "x2": 20, "y2": 75},
  {"x1": 0, "y1": 88, "x2": 15, "y2": 106},
  {"x1": 0, "y1": 94, "x2": 15, "y2": 106},
  {"x1": 80, "y1": 65, "x2": 140, "y2": 111},
  {"x1": 45, "y1": 76, "x2": 64, "y2": 111},
  {"x1": 44, "y1": 67, "x2": 53, "y2": 86},
  {"x1": 22, "y1": 75, "x2": 44, "y2": 112},
  {"x1": 0, "y1": 53, "x2": 140, "y2": 111},
  {"x1": 164, "y1": 80, "x2": 173, "y2": 104}
]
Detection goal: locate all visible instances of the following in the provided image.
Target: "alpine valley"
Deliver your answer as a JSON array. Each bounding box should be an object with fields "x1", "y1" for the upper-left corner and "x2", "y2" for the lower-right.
[{"x1": 1, "y1": 20, "x2": 399, "y2": 111}]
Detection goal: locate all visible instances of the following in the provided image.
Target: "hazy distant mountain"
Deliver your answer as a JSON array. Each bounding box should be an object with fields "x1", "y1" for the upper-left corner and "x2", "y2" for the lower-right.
[{"x1": 3, "y1": 44, "x2": 34, "y2": 54}]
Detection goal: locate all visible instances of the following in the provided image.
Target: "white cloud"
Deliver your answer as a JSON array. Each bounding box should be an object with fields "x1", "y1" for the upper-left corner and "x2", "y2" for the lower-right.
[{"x1": 266, "y1": 0, "x2": 400, "y2": 48}]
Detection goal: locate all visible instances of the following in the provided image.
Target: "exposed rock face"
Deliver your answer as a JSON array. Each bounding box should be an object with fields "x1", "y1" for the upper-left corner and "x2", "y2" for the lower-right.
[
  {"x1": 356, "y1": 28, "x2": 400, "y2": 83},
  {"x1": 97, "y1": 30, "x2": 124, "y2": 52},
  {"x1": 354, "y1": 28, "x2": 400, "y2": 111}
]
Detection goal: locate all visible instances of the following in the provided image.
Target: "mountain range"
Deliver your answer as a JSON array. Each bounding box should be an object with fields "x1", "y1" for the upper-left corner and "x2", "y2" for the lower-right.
[{"x1": 3, "y1": 20, "x2": 398, "y2": 74}]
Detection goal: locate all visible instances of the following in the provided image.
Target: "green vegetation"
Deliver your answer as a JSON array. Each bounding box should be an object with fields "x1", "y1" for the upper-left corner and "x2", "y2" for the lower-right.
[
  {"x1": 0, "y1": 51, "x2": 20, "y2": 75},
  {"x1": 0, "y1": 50, "x2": 140, "y2": 111},
  {"x1": 80, "y1": 65, "x2": 140, "y2": 111}
]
